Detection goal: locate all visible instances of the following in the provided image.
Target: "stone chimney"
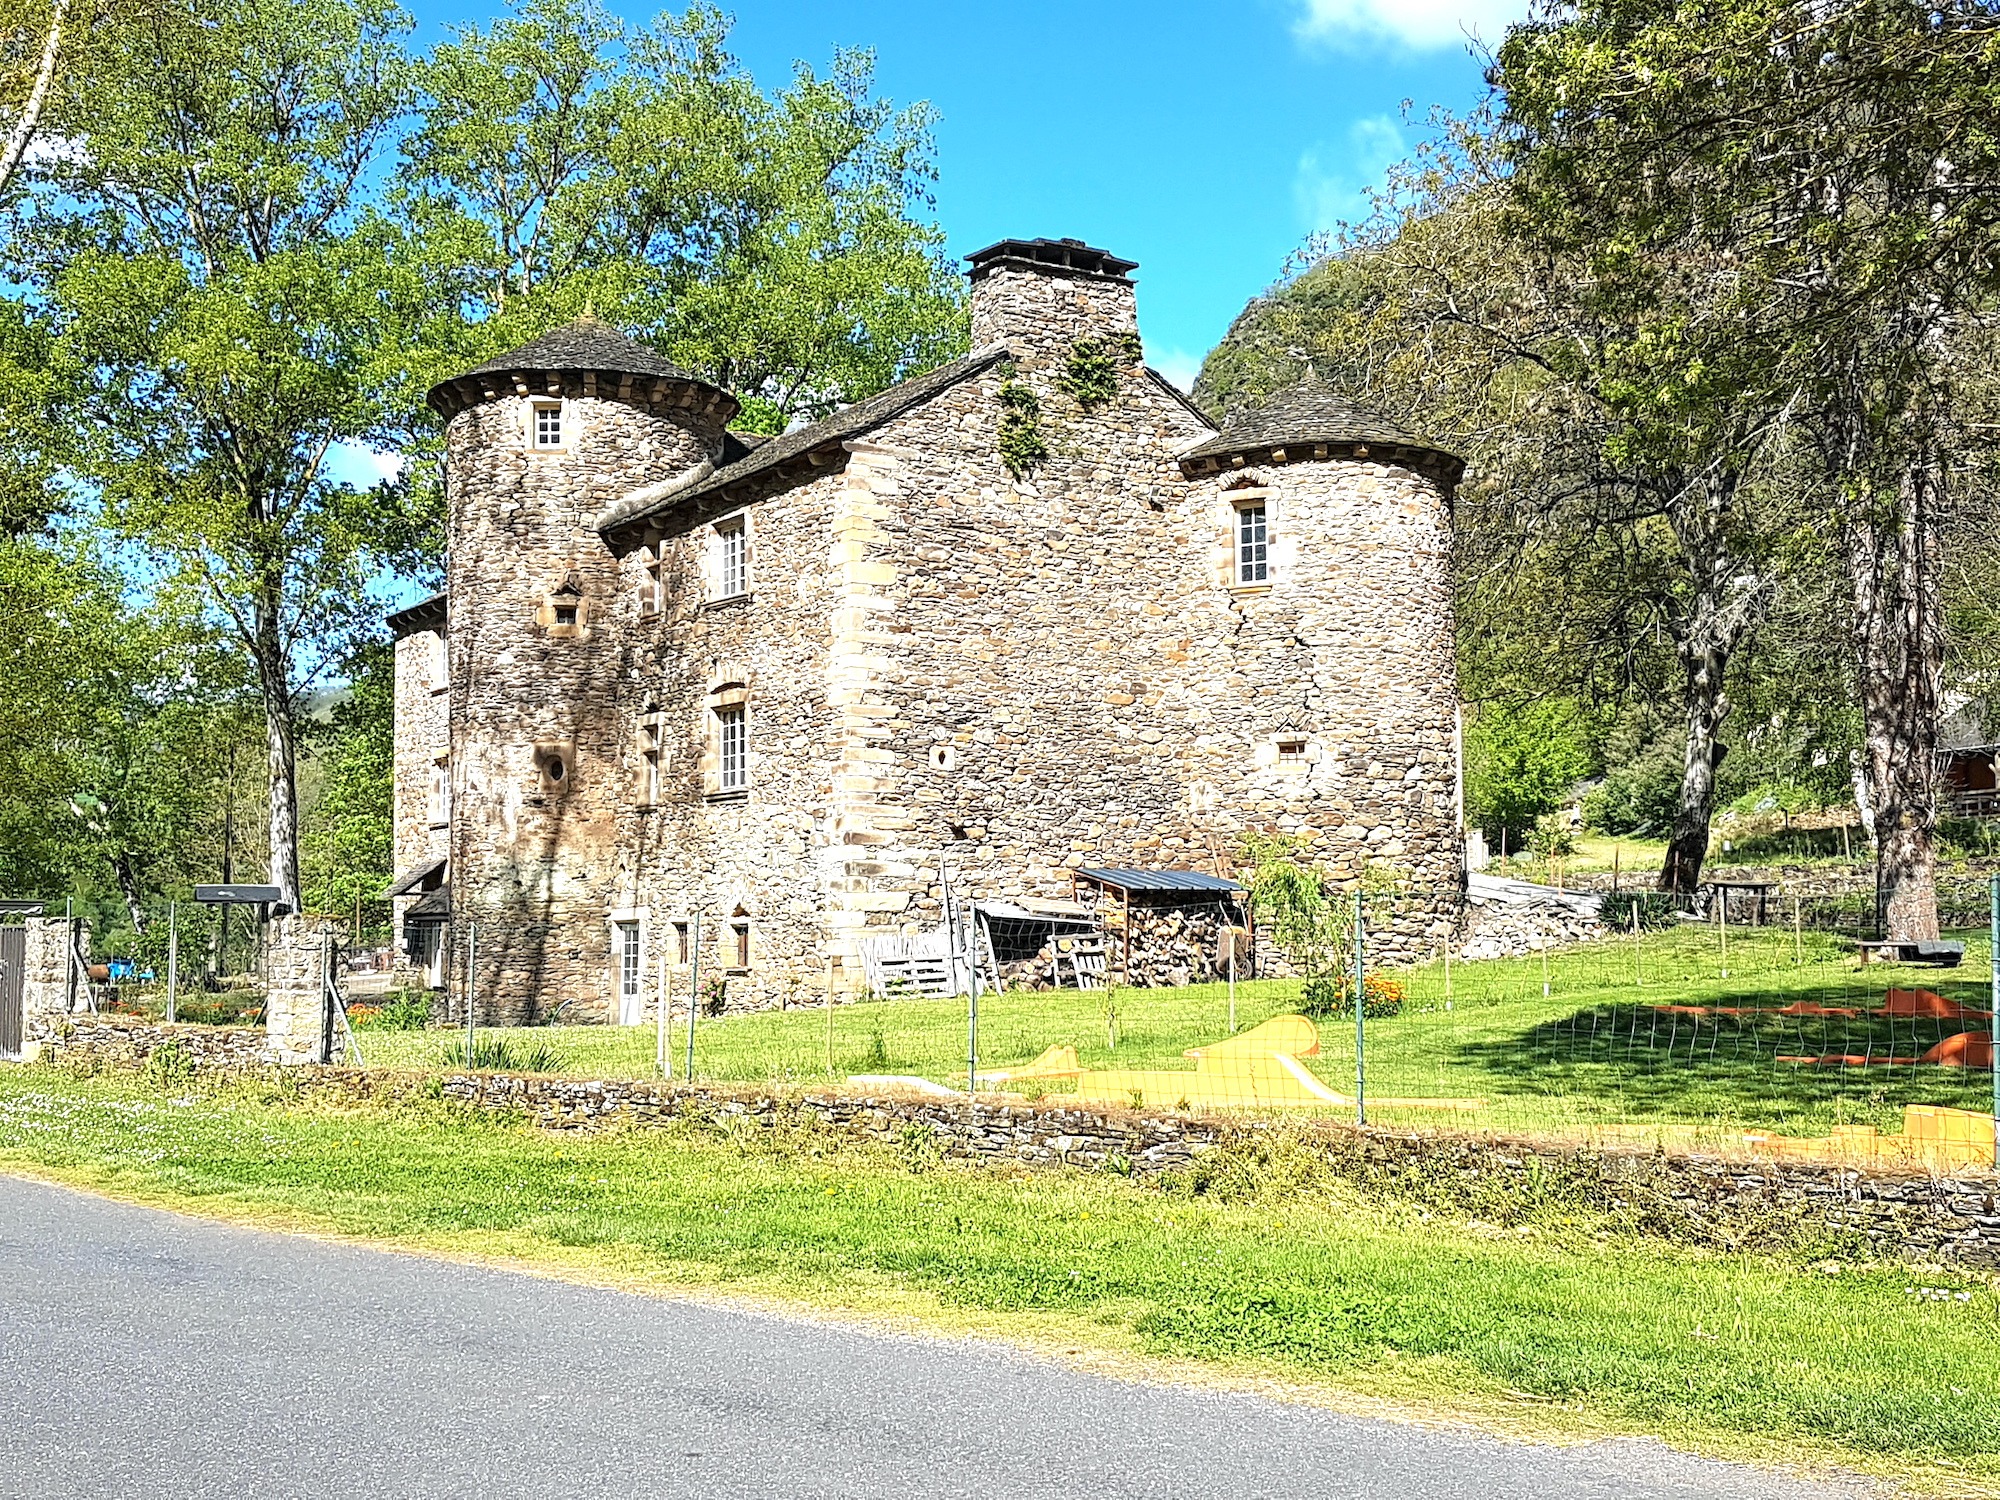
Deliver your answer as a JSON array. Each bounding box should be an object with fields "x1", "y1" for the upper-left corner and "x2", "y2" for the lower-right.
[{"x1": 966, "y1": 237, "x2": 1140, "y2": 363}]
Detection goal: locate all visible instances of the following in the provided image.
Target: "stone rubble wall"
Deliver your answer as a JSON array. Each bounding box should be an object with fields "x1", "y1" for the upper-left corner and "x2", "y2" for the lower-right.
[
  {"x1": 445, "y1": 385, "x2": 727, "y2": 1025},
  {"x1": 1458, "y1": 889, "x2": 1606, "y2": 960},
  {"x1": 390, "y1": 621, "x2": 451, "y2": 986},
  {"x1": 26, "y1": 1018, "x2": 2000, "y2": 1267}
]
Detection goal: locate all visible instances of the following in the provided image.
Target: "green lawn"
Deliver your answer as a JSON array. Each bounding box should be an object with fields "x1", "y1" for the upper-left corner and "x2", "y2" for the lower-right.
[
  {"x1": 0, "y1": 1065, "x2": 1994, "y2": 1494},
  {"x1": 359, "y1": 923, "x2": 1999, "y2": 1140}
]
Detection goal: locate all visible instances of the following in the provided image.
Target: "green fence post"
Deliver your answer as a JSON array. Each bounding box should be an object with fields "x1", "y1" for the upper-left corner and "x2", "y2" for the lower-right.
[{"x1": 1354, "y1": 888, "x2": 1366, "y2": 1128}]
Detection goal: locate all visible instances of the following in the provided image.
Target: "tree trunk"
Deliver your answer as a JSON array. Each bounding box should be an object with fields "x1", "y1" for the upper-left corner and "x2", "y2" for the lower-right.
[
  {"x1": 1658, "y1": 474, "x2": 1771, "y2": 898},
  {"x1": 110, "y1": 852, "x2": 149, "y2": 937},
  {"x1": 1847, "y1": 451, "x2": 1944, "y2": 943},
  {"x1": 252, "y1": 600, "x2": 302, "y2": 915},
  {"x1": 0, "y1": 0, "x2": 69, "y2": 201},
  {"x1": 1659, "y1": 641, "x2": 1730, "y2": 895}
]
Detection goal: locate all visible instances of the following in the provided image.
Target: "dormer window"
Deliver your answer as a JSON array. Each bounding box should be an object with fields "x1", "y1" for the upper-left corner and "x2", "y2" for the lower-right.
[{"x1": 531, "y1": 401, "x2": 565, "y2": 450}]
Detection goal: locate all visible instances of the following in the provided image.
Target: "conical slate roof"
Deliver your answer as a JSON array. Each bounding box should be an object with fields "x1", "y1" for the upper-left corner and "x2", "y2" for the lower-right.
[
  {"x1": 1180, "y1": 381, "x2": 1462, "y2": 482},
  {"x1": 464, "y1": 316, "x2": 703, "y2": 384},
  {"x1": 426, "y1": 315, "x2": 737, "y2": 421}
]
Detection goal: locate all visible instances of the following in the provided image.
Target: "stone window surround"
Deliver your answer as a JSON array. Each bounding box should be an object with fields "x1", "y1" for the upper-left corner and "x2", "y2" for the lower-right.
[
  {"x1": 426, "y1": 629, "x2": 448, "y2": 693},
  {"x1": 604, "y1": 906, "x2": 649, "y2": 1023},
  {"x1": 637, "y1": 547, "x2": 665, "y2": 617},
  {"x1": 531, "y1": 739, "x2": 576, "y2": 797},
  {"x1": 427, "y1": 754, "x2": 450, "y2": 829},
  {"x1": 634, "y1": 711, "x2": 667, "y2": 807},
  {"x1": 702, "y1": 671, "x2": 751, "y2": 799},
  {"x1": 707, "y1": 511, "x2": 752, "y2": 605},
  {"x1": 527, "y1": 398, "x2": 569, "y2": 454},
  {"x1": 1229, "y1": 486, "x2": 1272, "y2": 592}
]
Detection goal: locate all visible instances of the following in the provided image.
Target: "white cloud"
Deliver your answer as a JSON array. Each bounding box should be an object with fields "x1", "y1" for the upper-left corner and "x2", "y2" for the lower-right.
[
  {"x1": 1150, "y1": 347, "x2": 1205, "y2": 393},
  {"x1": 1294, "y1": 116, "x2": 1405, "y2": 236},
  {"x1": 1294, "y1": 0, "x2": 1523, "y2": 51},
  {"x1": 326, "y1": 442, "x2": 406, "y2": 489}
]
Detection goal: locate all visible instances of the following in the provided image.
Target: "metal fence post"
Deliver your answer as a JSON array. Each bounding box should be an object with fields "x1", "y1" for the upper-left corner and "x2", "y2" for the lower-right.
[
  {"x1": 686, "y1": 913, "x2": 701, "y2": 1081},
  {"x1": 656, "y1": 937, "x2": 670, "y2": 1080},
  {"x1": 1990, "y1": 874, "x2": 1998, "y2": 1170},
  {"x1": 966, "y1": 910, "x2": 981, "y2": 1098},
  {"x1": 1353, "y1": 888, "x2": 1366, "y2": 1128},
  {"x1": 464, "y1": 920, "x2": 477, "y2": 1059},
  {"x1": 165, "y1": 901, "x2": 178, "y2": 1024}
]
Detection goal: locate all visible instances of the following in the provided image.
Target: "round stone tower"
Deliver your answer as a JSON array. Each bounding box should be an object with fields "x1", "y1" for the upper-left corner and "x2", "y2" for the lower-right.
[
  {"x1": 425, "y1": 319, "x2": 738, "y2": 1022},
  {"x1": 1177, "y1": 381, "x2": 1466, "y2": 959}
]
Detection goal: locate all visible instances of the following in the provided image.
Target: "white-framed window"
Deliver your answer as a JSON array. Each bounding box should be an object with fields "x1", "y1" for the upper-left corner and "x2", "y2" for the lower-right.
[
  {"x1": 615, "y1": 920, "x2": 642, "y2": 1004},
  {"x1": 712, "y1": 518, "x2": 748, "y2": 600},
  {"x1": 1277, "y1": 738, "x2": 1306, "y2": 764},
  {"x1": 427, "y1": 630, "x2": 449, "y2": 691},
  {"x1": 1235, "y1": 499, "x2": 1269, "y2": 585},
  {"x1": 428, "y1": 756, "x2": 450, "y2": 827},
  {"x1": 639, "y1": 553, "x2": 665, "y2": 617},
  {"x1": 716, "y1": 704, "x2": 747, "y2": 791},
  {"x1": 531, "y1": 400, "x2": 564, "y2": 450}
]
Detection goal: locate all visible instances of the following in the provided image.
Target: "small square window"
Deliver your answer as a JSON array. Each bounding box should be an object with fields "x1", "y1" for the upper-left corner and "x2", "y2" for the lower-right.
[
  {"x1": 532, "y1": 403, "x2": 564, "y2": 449},
  {"x1": 553, "y1": 603, "x2": 578, "y2": 628},
  {"x1": 1277, "y1": 739, "x2": 1307, "y2": 763}
]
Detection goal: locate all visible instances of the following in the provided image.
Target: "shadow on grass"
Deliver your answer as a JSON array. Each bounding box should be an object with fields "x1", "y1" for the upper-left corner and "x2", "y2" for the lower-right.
[{"x1": 1449, "y1": 974, "x2": 1994, "y2": 1131}]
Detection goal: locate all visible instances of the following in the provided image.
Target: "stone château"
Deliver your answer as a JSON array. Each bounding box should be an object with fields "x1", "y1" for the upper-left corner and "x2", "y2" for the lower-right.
[{"x1": 388, "y1": 237, "x2": 1465, "y2": 1022}]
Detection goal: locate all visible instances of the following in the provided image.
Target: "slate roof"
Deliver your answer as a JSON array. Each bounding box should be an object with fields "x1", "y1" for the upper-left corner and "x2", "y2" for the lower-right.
[
  {"x1": 966, "y1": 237, "x2": 1138, "y2": 282},
  {"x1": 426, "y1": 316, "x2": 734, "y2": 417},
  {"x1": 385, "y1": 592, "x2": 445, "y2": 635},
  {"x1": 1074, "y1": 868, "x2": 1246, "y2": 895},
  {"x1": 603, "y1": 346, "x2": 1010, "y2": 536},
  {"x1": 1180, "y1": 381, "x2": 1463, "y2": 481}
]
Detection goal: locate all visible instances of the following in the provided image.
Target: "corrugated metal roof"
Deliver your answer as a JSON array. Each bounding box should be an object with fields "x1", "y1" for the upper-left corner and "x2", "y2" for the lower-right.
[{"x1": 1074, "y1": 867, "x2": 1245, "y2": 894}]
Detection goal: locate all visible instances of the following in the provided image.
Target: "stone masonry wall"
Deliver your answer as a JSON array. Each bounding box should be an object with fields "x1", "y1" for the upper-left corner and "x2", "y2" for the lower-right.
[
  {"x1": 21, "y1": 917, "x2": 87, "y2": 1043},
  {"x1": 264, "y1": 916, "x2": 344, "y2": 1064},
  {"x1": 390, "y1": 621, "x2": 450, "y2": 982},
  {"x1": 448, "y1": 384, "x2": 725, "y2": 1024},
  {"x1": 25, "y1": 1021, "x2": 2000, "y2": 1267}
]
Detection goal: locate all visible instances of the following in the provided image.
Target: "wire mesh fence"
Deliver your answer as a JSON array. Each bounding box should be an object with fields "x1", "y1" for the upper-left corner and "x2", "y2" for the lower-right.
[{"x1": 279, "y1": 870, "x2": 2000, "y2": 1171}]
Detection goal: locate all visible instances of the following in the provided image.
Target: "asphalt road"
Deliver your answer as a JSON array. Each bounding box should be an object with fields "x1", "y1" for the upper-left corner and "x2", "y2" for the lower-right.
[{"x1": 0, "y1": 1175, "x2": 1874, "y2": 1500}]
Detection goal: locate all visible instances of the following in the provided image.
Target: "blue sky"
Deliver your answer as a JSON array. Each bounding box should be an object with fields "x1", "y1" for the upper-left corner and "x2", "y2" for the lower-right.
[{"x1": 399, "y1": 0, "x2": 1517, "y2": 390}]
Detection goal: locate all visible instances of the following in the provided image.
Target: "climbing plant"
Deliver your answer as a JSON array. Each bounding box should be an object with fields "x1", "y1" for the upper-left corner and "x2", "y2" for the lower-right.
[
  {"x1": 996, "y1": 364, "x2": 1048, "y2": 477},
  {"x1": 1060, "y1": 332, "x2": 1142, "y2": 411}
]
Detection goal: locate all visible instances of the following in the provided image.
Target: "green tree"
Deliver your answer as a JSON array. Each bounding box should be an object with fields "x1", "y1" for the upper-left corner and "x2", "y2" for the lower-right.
[
  {"x1": 12, "y1": 0, "x2": 440, "y2": 913},
  {"x1": 301, "y1": 638, "x2": 395, "y2": 927},
  {"x1": 1463, "y1": 699, "x2": 1597, "y2": 851},
  {"x1": 1492, "y1": 0, "x2": 2000, "y2": 938},
  {"x1": 399, "y1": 0, "x2": 965, "y2": 431}
]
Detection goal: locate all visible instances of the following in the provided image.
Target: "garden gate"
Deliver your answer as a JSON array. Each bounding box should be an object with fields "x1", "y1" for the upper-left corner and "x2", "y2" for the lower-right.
[{"x1": 0, "y1": 924, "x2": 24, "y2": 1061}]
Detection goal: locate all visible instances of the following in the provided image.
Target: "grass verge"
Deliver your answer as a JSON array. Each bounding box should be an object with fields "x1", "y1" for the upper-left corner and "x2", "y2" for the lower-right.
[{"x1": 1, "y1": 1063, "x2": 1995, "y2": 1495}]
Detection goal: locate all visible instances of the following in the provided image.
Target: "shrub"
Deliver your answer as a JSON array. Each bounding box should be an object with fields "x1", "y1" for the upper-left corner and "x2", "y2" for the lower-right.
[
  {"x1": 1299, "y1": 972, "x2": 1406, "y2": 1020},
  {"x1": 439, "y1": 1035, "x2": 561, "y2": 1073},
  {"x1": 1599, "y1": 891, "x2": 1679, "y2": 932},
  {"x1": 353, "y1": 990, "x2": 432, "y2": 1030}
]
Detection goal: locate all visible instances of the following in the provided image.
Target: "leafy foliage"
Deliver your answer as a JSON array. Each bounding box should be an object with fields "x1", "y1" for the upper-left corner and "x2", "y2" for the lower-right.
[{"x1": 996, "y1": 367, "x2": 1047, "y2": 477}]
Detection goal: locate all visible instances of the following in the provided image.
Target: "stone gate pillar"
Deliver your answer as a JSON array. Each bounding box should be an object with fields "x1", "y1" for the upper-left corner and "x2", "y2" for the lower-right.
[
  {"x1": 264, "y1": 917, "x2": 344, "y2": 1064},
  {"x1": 21, "y1": 917, "x2": 89, "y2": 1047}
]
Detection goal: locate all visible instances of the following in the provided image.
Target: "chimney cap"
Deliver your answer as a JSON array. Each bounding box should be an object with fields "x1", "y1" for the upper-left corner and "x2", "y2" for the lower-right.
[{"x1": 966, "y1": 237, "x2": 1137, "y2": 283}]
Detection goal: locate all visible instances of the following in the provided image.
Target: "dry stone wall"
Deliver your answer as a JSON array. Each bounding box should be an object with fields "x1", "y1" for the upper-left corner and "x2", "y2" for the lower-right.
[{"x1": 20, "y1": 917, "x2": 87, "y2": 1041}]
